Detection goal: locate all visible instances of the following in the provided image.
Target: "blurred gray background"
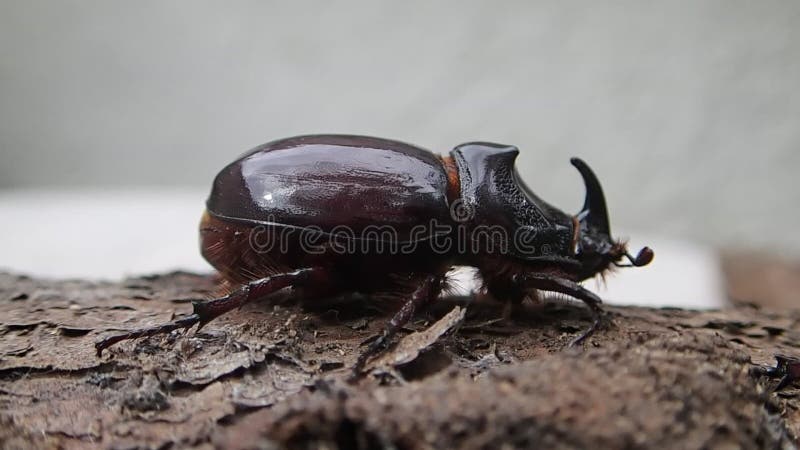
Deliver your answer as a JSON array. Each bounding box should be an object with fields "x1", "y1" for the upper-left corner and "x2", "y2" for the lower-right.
[{"x1": 1, "y1": 0, "x2": 799, "y2": 257}]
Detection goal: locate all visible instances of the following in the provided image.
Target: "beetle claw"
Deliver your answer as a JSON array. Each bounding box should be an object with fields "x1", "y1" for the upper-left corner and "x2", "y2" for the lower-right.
[
  {"x1": 352, "y1": 332, "x2": 389, "y2": 376},
  {"x1": 569, "y1": 307, "x2": 605, "y2": 347},
  {"x1": 569, "y1": 316, "x2": 601, "y2": 347},
  {"x1": 94, "y1": 313, "x2": 201, "y2": 357}
]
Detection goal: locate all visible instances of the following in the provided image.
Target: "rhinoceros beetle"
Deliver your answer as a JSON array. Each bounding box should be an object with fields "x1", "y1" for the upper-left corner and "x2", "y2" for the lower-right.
[{"x1": 96, "y1": 135, "x2": 653, "y2": 369}]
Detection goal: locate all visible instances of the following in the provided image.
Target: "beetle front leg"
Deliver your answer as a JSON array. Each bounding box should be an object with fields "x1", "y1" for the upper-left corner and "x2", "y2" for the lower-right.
[
  {"x1": 353, "y1": 274, "x2": 442, "y2": 374},
  {"x1": 513, "y1": 273, "x2": 604, "y2": 345},
  {"x1": 95, "y1": 267, "x2": 329, "y2": 356}
]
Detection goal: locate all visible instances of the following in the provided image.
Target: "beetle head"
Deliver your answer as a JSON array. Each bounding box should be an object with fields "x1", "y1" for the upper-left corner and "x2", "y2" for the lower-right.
[{"x1": 571, "y1": 157, "x2": 653, "y2": 279}]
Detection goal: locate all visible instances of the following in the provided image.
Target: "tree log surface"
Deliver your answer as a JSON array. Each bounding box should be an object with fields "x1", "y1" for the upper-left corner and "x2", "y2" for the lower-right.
[{"x1": 0, "y1": 272, "x2": 798, "y2": 450}]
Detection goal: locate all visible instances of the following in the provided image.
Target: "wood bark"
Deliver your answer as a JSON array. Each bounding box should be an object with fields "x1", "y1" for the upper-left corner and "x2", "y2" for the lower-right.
[{"x1": 0, "y1": 271, "x2": 798, "y2": 449}]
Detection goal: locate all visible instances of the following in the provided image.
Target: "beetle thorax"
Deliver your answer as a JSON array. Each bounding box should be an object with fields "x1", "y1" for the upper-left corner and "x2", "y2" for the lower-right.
[{"x1": 449, "y1": 143, "x2": 575, "y2": 262}]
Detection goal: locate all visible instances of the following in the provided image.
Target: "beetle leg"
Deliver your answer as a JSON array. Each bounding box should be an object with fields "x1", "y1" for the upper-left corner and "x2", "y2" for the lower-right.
[
  {"x1": 513, "y1": 273, "x2": 604, "y2": 345},
  {"x1": 95, "y1": 267, "x2": 328, "y2": 356},
  {"x1": 485, "y1": 279, "x2": 528, "y2": 321},
  {"x1": 353, "y1": 274, "x2": 442, "y2": 375}
]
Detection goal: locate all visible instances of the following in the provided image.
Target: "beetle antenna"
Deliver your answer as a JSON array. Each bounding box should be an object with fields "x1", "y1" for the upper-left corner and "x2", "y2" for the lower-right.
[
  {"x1": 622, "y1": 247, "x2": 654, "y2": 267},
  {"x1": 613, "y1": 247, "x2": 654, "y2": 268}
]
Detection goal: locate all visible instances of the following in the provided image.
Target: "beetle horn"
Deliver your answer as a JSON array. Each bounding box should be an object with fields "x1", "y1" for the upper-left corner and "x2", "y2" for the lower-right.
[{"x1": 571, "y1": 157, "x2": 611, "y2": 236}]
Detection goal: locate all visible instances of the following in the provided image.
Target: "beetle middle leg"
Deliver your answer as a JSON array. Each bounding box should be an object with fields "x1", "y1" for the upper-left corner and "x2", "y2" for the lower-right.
[
  {"x1": 512, "y1": 273, "x2": 604, "y2": 345},
  {"x1": 353, "y1": 274, "x2": 443, "y2": 374},
  {"x1": 486, "y1": 278, "x2": 529, "y2": 321},
  {"x1": 95, "y1": 266, "x2": 330, "y2": 355}
]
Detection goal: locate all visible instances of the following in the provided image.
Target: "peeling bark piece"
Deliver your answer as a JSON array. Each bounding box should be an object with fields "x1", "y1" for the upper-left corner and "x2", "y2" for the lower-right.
[
  {"x1": 175, "y1": 343, "x2": 266, "y2": 386},
  {"x1": 368, "y1": 306, "x2": 466, "y2": 372}
]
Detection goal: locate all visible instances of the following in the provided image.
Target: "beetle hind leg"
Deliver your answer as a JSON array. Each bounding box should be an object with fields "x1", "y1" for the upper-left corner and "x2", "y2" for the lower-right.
[{"x1": 95, "y1": 266, "x2": 330, "y2": 356}]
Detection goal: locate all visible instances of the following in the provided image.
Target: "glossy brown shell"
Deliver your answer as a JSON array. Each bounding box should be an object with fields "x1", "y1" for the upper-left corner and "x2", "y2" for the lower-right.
[{"x1": 206, "y1": 135, "x2": 453, "y2": 242}]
